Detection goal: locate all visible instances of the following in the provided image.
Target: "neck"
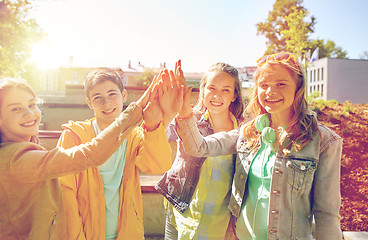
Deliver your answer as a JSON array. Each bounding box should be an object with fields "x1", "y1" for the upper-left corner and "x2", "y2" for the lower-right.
[
  {"x1": 96, "y1": 119, "x2": 112, "y2": 131},
  {"x1": 270, "y1": 112, "x2": 292, "y2": 130},
  {"x1": 208, "y1": 110, "x2": 234, "y2": 132}
]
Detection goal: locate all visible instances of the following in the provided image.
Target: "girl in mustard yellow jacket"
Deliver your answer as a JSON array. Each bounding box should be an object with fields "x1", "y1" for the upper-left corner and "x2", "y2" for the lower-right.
[
  {"x1": 57, "y1": 68, "x2": 179, "y2": 239},
  {"x1": 0, "y1": 77, "x2": 163, "y2": 239}
]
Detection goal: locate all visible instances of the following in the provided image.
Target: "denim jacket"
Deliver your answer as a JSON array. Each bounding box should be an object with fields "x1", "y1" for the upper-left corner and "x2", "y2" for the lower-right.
[
  {"x1": 172, "y1": 116, "x2": 343, "y2": 240},
  {"x1": 155, "y1": 113, "x2": 237, "y2": 213}
]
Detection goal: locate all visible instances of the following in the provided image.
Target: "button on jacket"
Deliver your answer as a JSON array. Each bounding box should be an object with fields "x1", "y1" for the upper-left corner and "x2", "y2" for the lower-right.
[{"x1": 174, "y1": 116, "x2": 343, "y2": 240}]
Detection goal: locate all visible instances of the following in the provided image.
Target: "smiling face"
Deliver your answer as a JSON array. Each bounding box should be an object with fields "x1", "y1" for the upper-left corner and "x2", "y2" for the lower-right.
[
  {"x1": 203, "y1": 71, "x2": 236, "y2": 116},
  {"x1": 257, "y1": 63, "x2": 297, "y2": 119},
  {"x1": 0, "y1": 87, "x2": 41, "y2": 142},
  {"x1": 86, "y1": 80, "x2": 127, "y2": 130}
]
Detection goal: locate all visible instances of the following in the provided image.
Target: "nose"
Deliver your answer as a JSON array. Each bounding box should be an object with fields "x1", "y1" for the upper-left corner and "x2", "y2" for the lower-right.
[
  {"x1": 23, "y1": 107, "x2": 34, "y2": 116},
  {"x1": 101, "y1": 97, "x2": 111, "y2": 106},
  {"x1": 213, "y1": 90, "x2": 222, "y2": 100},
  {"x1": 266, "y1": 86, "x2": 276, "y2": 96}
]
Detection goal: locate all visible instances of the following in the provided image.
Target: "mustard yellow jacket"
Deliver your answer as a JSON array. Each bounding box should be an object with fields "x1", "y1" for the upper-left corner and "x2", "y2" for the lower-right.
[
  {"x1": 57, "y1": 119, "x2": 172, "y2": 240},
  {"x1": 0, "y1": 103, "x2": 143, "y2": 240}
]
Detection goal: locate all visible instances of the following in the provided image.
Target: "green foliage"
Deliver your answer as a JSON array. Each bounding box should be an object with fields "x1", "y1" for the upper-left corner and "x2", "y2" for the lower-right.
[
  {"x1": 256, "y1": 0, "x2": 315, "y2": 57},
  {"x1": 137, "y1": 70, "x2": 155, "y2": 87},
  {"x1": 326, "y1": 99, "x2": 339, "y2": 107},
  {"x1": 309, "y1": 39, "x2": 348, "y2": 59},
  {"x1": 256, "y1": 0, "x2": 348, "y2": 61},
  {"x1": 342, "y1": 100, "x2": 354, "y2": 116},
  {"x1": 0, "y1": 0, "x2": 44, "y2": 77},
  {"x1": 307, "y1": 91, "x2": 321, "y2": 102}
]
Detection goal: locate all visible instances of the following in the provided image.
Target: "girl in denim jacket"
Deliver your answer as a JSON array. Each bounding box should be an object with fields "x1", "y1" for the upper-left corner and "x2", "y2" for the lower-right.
[
  {"x1": 156, "y1": 62, "x2": 244, "y2": 239},
  {"x1": 172, "y1": 53, "x2": 343, "y2": 240}
]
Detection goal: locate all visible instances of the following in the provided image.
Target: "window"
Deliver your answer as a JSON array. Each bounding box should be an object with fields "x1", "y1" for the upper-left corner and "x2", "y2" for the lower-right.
[
  {"x1": 45, "y1": 73, "x2": 53, "y2": 90},
  {"x1": 321, "y1": 84, "x2": 324, "y2": 97},
  {"x1": 321, "y1": 68, "x2": 324, "y2": 80},
  {"x1": 317, "y1": 69, "x2": 320, "y2": 81},
  {"x1": 73, "y1": 72, "x2": 79, "y2": 84}
]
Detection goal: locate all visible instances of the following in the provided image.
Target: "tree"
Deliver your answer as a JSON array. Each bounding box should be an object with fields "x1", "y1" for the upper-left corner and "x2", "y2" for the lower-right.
[
  {"x1": 136, "y1": 70, "x2": 155, "y2": 87},
  {"x1": 256, "y1": 0, "x2": 316, "y2": 58},
  {"x1": 309, "y1": 39, "x2": 348, "y2": 59},
  {"x1": 359, "y1": 50, "x2": 368, "y2": 60},
  {"x1": 0, "y1": 0, "x2": 44, "y2": 77},
  {"x1": 256, "y1": 0, "x2": 348, "y2": 60}
]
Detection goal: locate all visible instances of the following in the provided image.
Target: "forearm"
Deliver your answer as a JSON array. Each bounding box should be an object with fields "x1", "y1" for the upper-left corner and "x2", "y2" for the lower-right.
[
  {"x1": 5, "y1": 102, "x2": 143, "y2": 182},
  {"x1": 175, "y1": 115, "x2": 238, "y2": 157}
]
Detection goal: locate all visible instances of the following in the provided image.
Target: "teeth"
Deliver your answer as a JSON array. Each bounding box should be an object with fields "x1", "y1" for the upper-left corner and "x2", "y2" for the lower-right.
[
  {"x1": 22, "y1": 121, "x2": 36, "y2": 127},
  {"x1": 211, "y1": 102, "x2": 223, "y2": 106},
  {"x1": 103, "y1": 109, "x2": 115, "y2": 113},
  {"x1": 266, "y1": 99, "x2": 281, "y2": 102}
]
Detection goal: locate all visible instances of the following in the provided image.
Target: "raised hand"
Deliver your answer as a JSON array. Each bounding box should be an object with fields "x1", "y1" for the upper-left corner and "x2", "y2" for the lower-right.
[
  {"x1": 158, "y1": 67, "x2": 184, "y2": 128},
  {"x1": 136, "y1": 72, "x2": 161, "y2": 110},
  {"x1": 174, "y1": 60, "x2": 193, "y2": 119},
  {"x1": 142, "y1": 80, "x2": 163, "y2": 131}
]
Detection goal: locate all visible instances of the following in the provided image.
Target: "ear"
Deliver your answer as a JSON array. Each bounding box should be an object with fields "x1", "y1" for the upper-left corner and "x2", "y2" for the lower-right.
[
  {"x1": 121, "y1": 89, "x2": 128, "y2": 103},
  {"x1": 86, "y1": 97, "x2": 93, "y2": 110},
  {"x1": 232, "y1": 94, "x2": 237, "y2": 102}
]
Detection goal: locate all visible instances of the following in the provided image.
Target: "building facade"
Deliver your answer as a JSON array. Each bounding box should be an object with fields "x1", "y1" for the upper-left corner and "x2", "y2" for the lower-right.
[{"x1": 307, "y1": 58, "x2": 368, "y2": 104}]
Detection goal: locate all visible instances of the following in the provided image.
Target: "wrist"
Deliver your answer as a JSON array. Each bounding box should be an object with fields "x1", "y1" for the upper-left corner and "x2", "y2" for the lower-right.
[
  {"x1": 176, "y1": 111, "x2": 193, "y2": 120},
  {"x1": 142, "y1": 122, "x2": 160, "y2": 132}
]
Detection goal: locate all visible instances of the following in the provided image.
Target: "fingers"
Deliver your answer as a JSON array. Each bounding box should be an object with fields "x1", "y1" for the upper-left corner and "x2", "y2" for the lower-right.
[
  {"x1": 169, "y1": 70, "x2": 177, "y2": 90},
  {"x1": 161, "y1": 69, "x2": 170, "y2": 92},
  {"x1": 150, "y1": 81, "x2": 159, "y2": 101},
  {"x1": 177, "y1": 66, "x2": 187, "y2": 90}
]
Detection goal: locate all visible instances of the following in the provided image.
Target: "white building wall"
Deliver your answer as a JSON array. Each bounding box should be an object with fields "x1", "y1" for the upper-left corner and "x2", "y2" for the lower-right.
[{"x1": 307, "y1": 58, "x2": 368, "y2": 104}]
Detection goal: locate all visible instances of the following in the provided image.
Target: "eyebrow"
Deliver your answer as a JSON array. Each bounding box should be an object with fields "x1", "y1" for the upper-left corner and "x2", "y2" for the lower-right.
[
  {"x1": 207, "y1": 84, "x2": 233, "y2": 88},
  {"x1": 7, "y1": 98, "x2": 37, "y2": 107},
  {"x1": 91, "y1": 89, "x2": 119, "y2": 98}
]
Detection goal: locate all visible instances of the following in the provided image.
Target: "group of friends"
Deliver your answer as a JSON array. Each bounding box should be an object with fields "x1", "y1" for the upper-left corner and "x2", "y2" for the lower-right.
[{"x1": 0, "y1": 53, "x2": 343, "y2": 240}]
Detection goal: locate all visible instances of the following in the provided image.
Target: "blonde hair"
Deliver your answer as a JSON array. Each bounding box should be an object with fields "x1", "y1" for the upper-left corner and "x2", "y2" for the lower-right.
[
  {"x1": 243, "y1": 55, "x2": 317, "y2": 153},
  {"x1": 193, "y1": 62, "x2": 244, "y2": 120},
  {"x1": 0, "y1": 78, "x2": 40, "y2": 144}
]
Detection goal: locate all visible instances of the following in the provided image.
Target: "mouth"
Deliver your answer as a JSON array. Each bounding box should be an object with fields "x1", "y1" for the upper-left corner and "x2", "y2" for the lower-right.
[
  {"x1": 21, "y1": 120, "x2": 37, "y2": 127},
  {"x1": 103, "y1": 108, "x2": 116, "y2": 114},
  {"x1": 265, "y1": 98, "x2": 283, "y2": 103},
  {"x1": 210, "y1": 101, "x2": 223, "y2": 107}
]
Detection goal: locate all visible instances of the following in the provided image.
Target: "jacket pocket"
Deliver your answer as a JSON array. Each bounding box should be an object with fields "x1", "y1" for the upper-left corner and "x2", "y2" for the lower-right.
[{"x1": 286, "y1": 158, "x2": 317, "y2": 190}]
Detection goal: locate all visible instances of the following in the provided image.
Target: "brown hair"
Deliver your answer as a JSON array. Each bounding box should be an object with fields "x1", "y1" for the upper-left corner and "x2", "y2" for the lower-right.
[
  {"x1": 243, "y1": 54, "x2": 317, "y2": 153},
  {"x1": 84, "y1": 68, "x2": 125, "y2": 98},
  {"x1": 0, "y1": 78, "x2": 40, "y2": 144},
  {"x1": 193, "y1": 62, "x2": 244, "y2": 120}
]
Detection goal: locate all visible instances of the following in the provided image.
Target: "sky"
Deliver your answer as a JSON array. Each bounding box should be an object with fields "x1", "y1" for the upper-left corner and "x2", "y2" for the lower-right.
[{"x1": 29, "y1": 0, "x2": 368, "y2": 72}]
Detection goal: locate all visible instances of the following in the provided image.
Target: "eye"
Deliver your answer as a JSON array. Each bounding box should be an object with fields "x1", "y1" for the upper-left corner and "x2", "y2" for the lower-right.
[
  {"x1": 92, "y1": 96, "x2": 101, "y2": 101},
  {"x1": 11, "y1": 107, "x2": 22, "y2": 112},
  {"x1": 29, "y1": 103, "x2": 37, "y2": 109},
  {"x1": 277, "y1": 82, "x2": 286, "y2": 87},
  {"x1": 223, "y1": 89, "x2": 230, "y2": 93},
  {"x1": 109, "y1": 92, "x2": 118, "y2": 97},
  {"x1": 259, "y1": 83, "x2": 268, "y2": 89}
]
